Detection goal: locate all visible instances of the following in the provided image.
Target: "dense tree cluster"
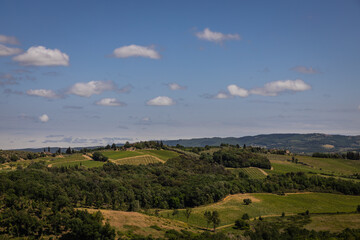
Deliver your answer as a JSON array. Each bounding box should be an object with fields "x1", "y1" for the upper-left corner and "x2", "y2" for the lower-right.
[
  {"x1": 312, "y1": 151, "x2": 360, "y2": 160},
  {"x1": 208, "y1": 148, "x2": 271, "y2": 169}
]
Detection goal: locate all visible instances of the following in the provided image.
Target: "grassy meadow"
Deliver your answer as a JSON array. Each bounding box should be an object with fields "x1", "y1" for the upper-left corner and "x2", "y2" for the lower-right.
[{"x1": 158, "y1": 192, "x2": 360, "y2": 228}]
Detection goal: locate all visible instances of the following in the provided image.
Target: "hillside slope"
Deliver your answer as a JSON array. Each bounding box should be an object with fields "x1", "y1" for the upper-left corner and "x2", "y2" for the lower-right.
[{"x1": 163, "y1": 133, "x2": 360, "y2": 153}]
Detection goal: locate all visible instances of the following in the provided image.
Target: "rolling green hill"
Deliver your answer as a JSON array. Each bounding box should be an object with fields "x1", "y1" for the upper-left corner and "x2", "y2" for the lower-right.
[{"x1": 164, "y1": 133, "x2": 360, "y2": 153}]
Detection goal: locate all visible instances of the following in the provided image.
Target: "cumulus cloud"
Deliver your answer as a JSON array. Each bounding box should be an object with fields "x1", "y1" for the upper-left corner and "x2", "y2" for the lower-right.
[
  {"x1": 195, "y1": 28, "x2": 241, "y2": 43},
  {"x1": 214, "y1": 92, "x2": 231, "y2": 99},
  {"x1": 26, "y1": 89, "x2": 60, "y2": 99},
  {"x1": 67, "y1": 80, "x2": 116, "y2": 97},
  {"x1": 168, "y1": 83, "x2": 187, "y2": 90},
  {"x1": 0, "y1": 35, "x2": 20, "y2": 45},
  {"x1": 0, "y1": 44, "x2": 22, "y2": 56},
  {"x1": 39, "y1": 114, "x2": 49, "y2": 123},
  {"x1": 212, "y1": 79, "x2": 312, "y2": 100},
  {"x1": 250, "y1": 79, "x2": 311, "y2": 96},
  {"x1": 227, "y1": 85, "x2": 249, "y2": 97},
  {"x1": 291, "y1": 66, "x2": 320, "y2": 74},
  {"x1": 95, "y1": 98, "x2": 126, "y2": 106},
  {"x1": 146, "y1": 96, "x2": 175, "y2": 106},
  {"x1": 13, "y1": 46, "x2": 69, "y2": 66},
  {"x1": 112, "y1": 45, "x2": 161, "y2": 59}
]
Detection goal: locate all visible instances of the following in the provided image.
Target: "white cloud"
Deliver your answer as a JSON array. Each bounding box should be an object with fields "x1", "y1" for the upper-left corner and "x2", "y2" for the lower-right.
[
  {"x1": 227, "y1": 85, "x2": 249, "y2": 97},
  {"x1": 95, "y1": 98, "x2": 126, "y2": 106},
  {"x1": 13, "y1": 46, "x2": 69, "y2": 66},
  {"x1": 39, "y1": 114, "x2": 49, "y2": 123},
  {"x1": 27, "y1": 89, "x2": 60, "y2": 99},
  {"x1": 214, "y1": 92, "x2": 230, "y2": 99},
  {"x1": 250, "y1": 79, "x2": 311, "y2": 96},
  {"x1": 146, "y1": 96, "x2": 175, "y2": 106},
  {"x1": 195, "y1": 28, "x2": 241, "y2": 43},
  {"x1": 0, "y1": 73, "x2": 18, "y2": 86},
  {"x1": 0, "y1": 44, "x2": 22, "y2": 56},
  {"x1": 291, "y1": 66, "x2": 320, "y2": 74},
  {"x1": 0, "y1": 35, "x2": 20, "y2": 45},
  {"x1": 67, "y1": 81, "x2": 116, "y2": 97},
  {"x1": 112, "y1": 45, "x2": 161, "y2": 59},
  {"x1": 168, "y1": 83, "x2": 187, "y2": 90}
]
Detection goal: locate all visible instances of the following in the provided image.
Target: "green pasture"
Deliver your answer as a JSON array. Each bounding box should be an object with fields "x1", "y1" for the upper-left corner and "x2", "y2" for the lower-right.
[
  {"x1": 228, "y1": 167, "x2": 267, "y2": 180},
  {"x1": 158, "y1": 193, "x2": 360, "y2": 228}
]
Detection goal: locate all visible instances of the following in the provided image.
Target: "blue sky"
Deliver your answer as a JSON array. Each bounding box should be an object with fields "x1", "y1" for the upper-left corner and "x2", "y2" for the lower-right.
[{"x1": 1, "y1": 0, "x2": 359, "y2": 149}]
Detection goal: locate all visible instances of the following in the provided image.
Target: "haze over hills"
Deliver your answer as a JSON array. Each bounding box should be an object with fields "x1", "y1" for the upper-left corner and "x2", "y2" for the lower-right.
[
  {"x1": 163, "y1": 133, "x2": 360, "y2": 153},
  {"x1": 13, "y1": 133, "x2": 360, "y2": 154}
]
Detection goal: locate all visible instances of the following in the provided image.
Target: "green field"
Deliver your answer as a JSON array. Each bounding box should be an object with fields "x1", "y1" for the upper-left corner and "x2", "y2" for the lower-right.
[
  {"x1": 51, "y1": 160, "x2": 106, "y2": 168},
  {"x1": 102, "y1": 149, "x2": 179, "y2": 161},
  {"x1": 267, "y1": 162, "x2": 327, "y2": 175},
  {"x1": 136, "y1": 150, "x2": 179, "y2": 161},
  {"x1": 112, "y1": 155, "x2": 163, "y2": 165},
  {"x1": 266, "y1": 154, "x2": 360, "y2": 176},
  {"x1": 158, "y1": 193, "x2": 360, "y2": 228},
  {"x1": 304, "y1": 213, "x2": 360, "y2": 232},
  {"x1": 228, "y1": 167, "x2": 267, "y2": 180},
  {"x1": 102, "y1": 151, "x2": 143, "y2": 160}
]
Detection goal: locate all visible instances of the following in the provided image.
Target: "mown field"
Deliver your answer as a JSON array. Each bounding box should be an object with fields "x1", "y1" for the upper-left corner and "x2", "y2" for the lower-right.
[
  {"x1": 112, "y1": 155, "x2": 163, "y2": 165},
  {"x1": 266, "y1": 154, "x2": 360, "y2": 176},
  {"x1": 102, "y1": 149, "x2": 179, "y2": 161},
  {"x1": 227, "y1": 167, "x2": 267, "y2": 180},
  {"x1": 157, "y1": 192, "x2": 360, "y2": 228}
]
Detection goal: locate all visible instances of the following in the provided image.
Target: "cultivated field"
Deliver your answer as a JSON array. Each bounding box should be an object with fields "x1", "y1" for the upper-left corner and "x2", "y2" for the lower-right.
[
  {"x1": 112, "y1": 155, "x2": 163, "y2": 165},
  {"x1": 266, "y1": 154, "x2": 360, "y2": 176},
  {"x1": 83, "y1": 208, "x2": 198, "y2": 238},
  {"x1": 158, "y1": 192, "x2": 360, "y2": 228},
  {"x1": 228, "y1": 167, "x2": 268, "y2": 179}
]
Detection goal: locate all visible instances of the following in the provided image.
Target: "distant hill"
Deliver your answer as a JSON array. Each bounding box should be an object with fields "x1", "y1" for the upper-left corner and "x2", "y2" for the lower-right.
[{"x1": 163, "y1": 133, "x2": 360, "y2": 153}]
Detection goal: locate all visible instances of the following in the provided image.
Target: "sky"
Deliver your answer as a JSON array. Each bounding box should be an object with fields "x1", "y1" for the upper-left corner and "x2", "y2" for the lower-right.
[{"x1": 1, "y1": 0, "x2": 360, "y2": 149}]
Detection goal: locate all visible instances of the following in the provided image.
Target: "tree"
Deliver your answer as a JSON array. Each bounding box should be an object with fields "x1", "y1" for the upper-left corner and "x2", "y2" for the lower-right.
[
  {"x1": 172, "y1": 209, "x2": 179, "y2": 218},
  {"x1": 105, "y1": 144, "x2": 111, "y2": 149},
  {"x1": 111, "y1": 143, "x2": 116, "y2": 150},
  {"x1": 204, "y1": 211, "x2": 212, "y2": 229},
  {"x1": 66, "y1": 147, "x2": 72, "y2": 154},
  {"x1": 57, "y1": 148, "x2": 61, "y2": 154},
  {"x1": 357, "y1": 205, "x2": 360, "y2": 213},
  {"x1": 243, "y1": 198, "x2": 252, "y2": 205},
  {"x1": 235, "y1": 219, "x2": 249, "y2": 230},
  {"x1": 211, "y1": 211, "x2": 221, "y2": 232},
  {"x1": 48, "y1": 147, "x2": 50, "y2": 152},
  {"x1": 124, "y1": 141, "x2": 131, "y2": 149},
  {"x1": 242, "y1": 213, "x2": 250, "y2": 220},
  {"x1": 184, "y1": 208, "x2": 192, "y2": 223},
  {"x1": 91, "y1": 152, "x2": 108, "y2": 162}
]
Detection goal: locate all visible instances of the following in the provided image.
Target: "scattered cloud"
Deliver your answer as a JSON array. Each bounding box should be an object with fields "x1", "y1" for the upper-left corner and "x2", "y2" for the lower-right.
[
  {"x1": 39, "y1": 114, "x2": 49, "y2": 123},
  {"x1": 95, "y1": 98, "x2": 126, "y2": 107},
  {"x1": 13, "y1": 69, "x2": 32, "y2": 74},
  {"x1": 67, "y1": 80, "x2": 117, "y2": 97},
  {"x1": 250, "y1": 79, "x2": 311, "y2": 96},
  {"x1": 358, "y1": 105, "x2": 360, "y2": 111},
  {"x1": 27, "y1": 89, "x2": 61, "y2": 99},
  {"x1": 46, "y1": 135, "x2": 64, "y2": 138},
  {"x1": 0, "y1": 35, "x2": 20, "y2": 45},
  {"x1": 291, "y1": 66, "x2": 320, "y2": 74},
  {"x1": 168, "y1": 83, "x2": 187, "y2": 90},
  {"x1": 118, "y1": 84, "x2": 133, "y2": 93},
  {"x1": 63, "y1": 105, "x2": 83, "y2": 110},
  {"x1": 227, "y1": 85, "x2": 249, "y2": 97},
  {"x1": 214, "y1": 92, "x2": 231, "y2": 99},
  {"x1": 3, "y1": 88, "x2": 23, "y2": 95},
  {"x1": 211, "y1": 79, "x2": 312, "y2": 100},
  {"x1": 195, "y1": 28, "x2": 241, "y2": 44},
  {"x1": 0, "y1": 44, "x2": 22, "y2": 56},
  {"x1": 137, "y1": 117, "x2": 152, "y2": 125},
  {"x1": 13, "y1": 46, "x2": 69, "y2": 66},
  {"x1": 146, "y1": 96, "x2": 175, "y2": 106},
  {"x1": 118, "y1": 125, "x2": 129, "y2": 129},
  {"x1": 112, "y1": 45, "x2": 161, "y2": 59},
  {"x1": 0, "y1": 74, "x2": 18, "y2": 86},
  {"x1": 18, "y1": 113, "x2": 36, "y2": 121},
  {"x1": 42, "y1": 136, "x2": 132, "y2": 144}
]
